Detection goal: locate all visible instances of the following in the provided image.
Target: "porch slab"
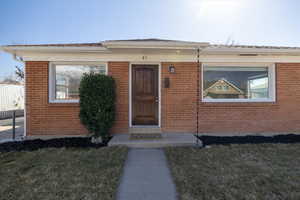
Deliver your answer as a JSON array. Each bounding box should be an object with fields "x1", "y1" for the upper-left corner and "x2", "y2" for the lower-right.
[{"x1": 108, "y1": 133, "x2": 202, "y2": 148}]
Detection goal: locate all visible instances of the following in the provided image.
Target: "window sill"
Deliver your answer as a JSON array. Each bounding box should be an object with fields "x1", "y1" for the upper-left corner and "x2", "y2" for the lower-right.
[
  {"x1": 200, "y1": 100, "x2": 278, "y2": 107},
  {"x1": 48, "y1": 99, "x2": 79, "y2": 106},
  {"x1": 49, "y1": 99, "x2": 79, "y2": 103},
  {"x1": 202, "y1": 99, "x2": 275, "y2": 103}
]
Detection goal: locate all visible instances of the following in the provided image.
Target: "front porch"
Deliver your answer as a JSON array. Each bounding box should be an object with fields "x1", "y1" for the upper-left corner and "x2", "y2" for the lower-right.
[{"x1": 108, "y1": 133, "x2": 200, "y2": 148}]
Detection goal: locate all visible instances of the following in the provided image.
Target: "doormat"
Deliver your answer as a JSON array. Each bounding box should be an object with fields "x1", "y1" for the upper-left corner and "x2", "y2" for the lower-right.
[{"x1": 130, "y1": 133, "x2": 162, "y2": 140}]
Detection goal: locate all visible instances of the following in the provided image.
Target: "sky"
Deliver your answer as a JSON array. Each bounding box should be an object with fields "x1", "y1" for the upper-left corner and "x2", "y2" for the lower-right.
[{"x1": 1, "y1": 0, "x2": 300, "y2": 79}]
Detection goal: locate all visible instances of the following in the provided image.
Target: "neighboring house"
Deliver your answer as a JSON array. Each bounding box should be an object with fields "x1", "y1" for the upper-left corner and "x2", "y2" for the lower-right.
[
  {"x1": 203, "y1": 78, "x2": 245, "y2": 99},
  {"x1": 0, "y1": 83, "x2": 24, "y2": 119},
  {"x1": 0, "y1": 83, "x2": 24, "y2": 111},
  {"x1": 1, "y1": 39, "x2": 300, "y2": 139}
]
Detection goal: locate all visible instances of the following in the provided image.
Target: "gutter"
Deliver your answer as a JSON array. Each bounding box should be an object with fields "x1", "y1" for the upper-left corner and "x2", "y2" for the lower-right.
[
  {"x1": 2, "y1": 43, "x2": 300, "y2": 56},
  {"x1": 203, "y1": 47, "x2": 300, "y2": 55},
  {"x1": 1, "y1": 46, "x2": 110, "y2": 53}
]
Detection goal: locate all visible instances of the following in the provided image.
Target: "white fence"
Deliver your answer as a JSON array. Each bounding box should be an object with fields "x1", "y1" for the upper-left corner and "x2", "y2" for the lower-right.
[{"x1": 0, "y1": 84, "x2": 24, "y2": 119}]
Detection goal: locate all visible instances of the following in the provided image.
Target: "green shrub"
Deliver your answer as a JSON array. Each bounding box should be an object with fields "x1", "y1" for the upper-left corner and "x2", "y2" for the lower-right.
[{"x1": 79, "y1": 73, "x2": 116, "y2": 141}]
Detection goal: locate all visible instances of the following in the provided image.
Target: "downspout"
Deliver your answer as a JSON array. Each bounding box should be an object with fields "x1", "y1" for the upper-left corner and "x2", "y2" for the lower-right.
[{"x1": 196, "y1": 47, "x2": 203, "y2": 147}]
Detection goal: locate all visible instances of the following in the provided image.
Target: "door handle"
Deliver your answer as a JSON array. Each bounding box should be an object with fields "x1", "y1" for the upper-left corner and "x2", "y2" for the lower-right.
[{"x1": 155, "y1": 97, "x2": 159, "y2": 102}]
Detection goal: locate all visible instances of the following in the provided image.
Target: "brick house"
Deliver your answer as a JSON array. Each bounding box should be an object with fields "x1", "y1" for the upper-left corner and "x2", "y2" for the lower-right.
[{"x1": 2, "y1": 39, "x2": 300, "y2": 139}]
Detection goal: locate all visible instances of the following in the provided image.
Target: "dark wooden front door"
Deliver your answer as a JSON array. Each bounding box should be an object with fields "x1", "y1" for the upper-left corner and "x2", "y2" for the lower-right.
[{"x1": 132, "y1": 65, "x2": 159, "y2": 125}]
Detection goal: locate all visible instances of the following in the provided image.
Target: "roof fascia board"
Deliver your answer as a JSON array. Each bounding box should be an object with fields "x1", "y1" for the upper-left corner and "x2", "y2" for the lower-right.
[
  {"x1": 2, "y1": 44, "x2": 300, "y2": 55},
  {"x1": 1, "y1": 46, "x2": 109, "y2": 53},
  {"x1": 205, "y1": 47, "x2": 300, "y2": 54},
  {"x1": 17, "y1": 52, "x2": 300, "y2": 63}
]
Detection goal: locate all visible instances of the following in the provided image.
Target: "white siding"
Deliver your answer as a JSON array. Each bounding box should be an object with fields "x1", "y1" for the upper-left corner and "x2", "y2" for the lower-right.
[{"x1": 0, "y1": 84, "x2": 24, "y2": 111}]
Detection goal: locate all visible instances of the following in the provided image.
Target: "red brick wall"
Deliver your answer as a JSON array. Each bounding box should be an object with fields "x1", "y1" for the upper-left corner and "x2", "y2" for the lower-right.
[
  {"x1": 161, "y1": 62, "x2": 300, "y2": 134},
  {"x1": 25, "y1": 61, "x2": 129, "y2": 137},
  {"x1": 25, "y1": 61, "x2": 300, "y2": 137},
  {"x1": 25, "y1": 61, "x2": 87, "y2": 136},
  {"x1": 108, "y1": 62, "x2": 129, "y2": 134},
  {"x1": 197, "y1": 63, "x2": 300, "y2": 133},
  {"x1": 161, "y1": 62, "x2": 198, "y2": 133}
]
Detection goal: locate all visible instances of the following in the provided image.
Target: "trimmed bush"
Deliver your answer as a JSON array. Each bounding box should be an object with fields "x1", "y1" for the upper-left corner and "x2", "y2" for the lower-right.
[{"x1": 79, "y1": 73, "x2": 116, "y2": 141}]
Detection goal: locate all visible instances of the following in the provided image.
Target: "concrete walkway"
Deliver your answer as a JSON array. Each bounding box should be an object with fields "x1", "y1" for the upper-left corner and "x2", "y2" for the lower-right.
[
  {"x1": 0, "y1": 117, "x2": 24, "y2": 143},
  {"x1": 117, "y1": 148, "x2": 177, "y2": 200}
]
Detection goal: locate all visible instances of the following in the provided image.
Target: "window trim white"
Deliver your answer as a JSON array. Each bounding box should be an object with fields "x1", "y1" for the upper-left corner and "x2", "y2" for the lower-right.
[
  {"x1": 201, "y1": 63, "x2": 276, "y2": 103},
  {"x1": 49, "y1": 62, "x2": 108, "y2": 103}
]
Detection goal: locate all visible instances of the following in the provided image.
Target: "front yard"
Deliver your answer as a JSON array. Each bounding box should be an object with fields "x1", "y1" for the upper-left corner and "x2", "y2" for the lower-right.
[
  {"x1": 165, "y1": 144, "x2": 300, "y2": 200},
  {"x1": 0, "y1": 146, "x2": 128, "y2": 200}
]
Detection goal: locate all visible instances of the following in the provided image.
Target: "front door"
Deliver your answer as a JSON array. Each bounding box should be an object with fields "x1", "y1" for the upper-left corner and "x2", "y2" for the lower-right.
[{"x1": 132, "y1": 65, "x2": 158, "y2": 125}]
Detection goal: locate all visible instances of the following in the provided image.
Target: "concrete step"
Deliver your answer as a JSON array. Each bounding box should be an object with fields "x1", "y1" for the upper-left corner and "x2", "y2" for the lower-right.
[
  {"x1": 108, "y1": 133, "x2": 202, "y2": 148},
  {"x1": 129, "y1": 127, "x2": 162, "y2": 134}
]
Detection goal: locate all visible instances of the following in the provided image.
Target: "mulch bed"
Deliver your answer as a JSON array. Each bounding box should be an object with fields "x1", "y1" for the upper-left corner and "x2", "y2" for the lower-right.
[
  {"x1": 0, "y1": 137, "x2": 112, "y2": 152},
  {"x1": 197, "y1": 134, "x2": 300, "y2": 146}
]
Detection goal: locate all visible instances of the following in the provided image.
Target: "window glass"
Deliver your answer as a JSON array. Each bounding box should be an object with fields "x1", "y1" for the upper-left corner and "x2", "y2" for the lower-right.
[
  {"x1": 54, "y1": 65, "x2": 106, "y2": 100},
  {"x1": 203, "y1": 66, "x2": 269, "y2": 100}
]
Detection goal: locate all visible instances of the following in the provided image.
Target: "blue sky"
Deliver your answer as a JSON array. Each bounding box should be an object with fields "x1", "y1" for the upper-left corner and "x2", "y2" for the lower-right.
[{"x1": 1, "y1": 0, "x2": 300, "y2": 79}]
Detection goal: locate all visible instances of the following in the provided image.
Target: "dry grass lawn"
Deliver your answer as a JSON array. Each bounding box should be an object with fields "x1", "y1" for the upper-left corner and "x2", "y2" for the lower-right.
[
  {"x1": 165, "y1": 144, "x2": 300, "y2": 200},
  {"x1": 0, "y1": 147, "x2": 128, "y2": 200}
]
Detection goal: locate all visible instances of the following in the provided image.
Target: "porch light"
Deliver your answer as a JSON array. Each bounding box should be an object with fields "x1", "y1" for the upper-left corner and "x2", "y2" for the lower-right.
[{"x1": 169, "y1": 65, "x2": 176, "y2": 73}]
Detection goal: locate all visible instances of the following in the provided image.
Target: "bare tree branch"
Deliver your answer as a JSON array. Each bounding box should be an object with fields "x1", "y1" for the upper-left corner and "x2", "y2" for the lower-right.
[{"x1": 15, "y1": 66, "x2": 24, "y2": 81}]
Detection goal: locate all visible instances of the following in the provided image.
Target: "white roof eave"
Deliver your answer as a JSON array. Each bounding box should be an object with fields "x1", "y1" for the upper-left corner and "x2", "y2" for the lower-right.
[
  {"x1": 1, "y1": 46, "x2": 110, "y2": 54},
  {"x1": 2, "y1": 44, "x2": 300, "y2": 56},
  {"x1": 204, "y1": 47, "x2": 300, "y2": 54}
]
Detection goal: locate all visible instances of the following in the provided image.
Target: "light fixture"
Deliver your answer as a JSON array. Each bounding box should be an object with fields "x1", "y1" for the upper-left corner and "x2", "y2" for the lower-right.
[{"x1": 168, "y1": 65, "x2": 176, "y2": 73}]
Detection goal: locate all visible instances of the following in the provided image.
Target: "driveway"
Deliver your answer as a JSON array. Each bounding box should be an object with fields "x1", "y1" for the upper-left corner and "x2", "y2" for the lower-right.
[{"x1": 0, "y1": 117, "x2": 24, "y2": 142}]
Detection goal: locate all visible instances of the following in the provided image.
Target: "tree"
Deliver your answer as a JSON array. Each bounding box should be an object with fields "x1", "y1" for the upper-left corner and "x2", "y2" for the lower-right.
[
  {"x1": 79, "y1": 73, "x2": 116, "y2": 142},
  {"x1": 0, "y1": 65, "x2": 24, "y2": 84},
  {"x1": 15, "y1": 66, "x2": 24, "y2": 82},
  {"x1": 1, "y1": 74, "x2": 19, "y2": 84}
]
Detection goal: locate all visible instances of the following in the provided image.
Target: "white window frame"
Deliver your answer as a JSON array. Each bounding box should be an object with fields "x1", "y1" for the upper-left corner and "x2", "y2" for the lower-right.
[
  {"x1": 201, "y1": 63, "x2": 276, "y2": 103},
  {"x1": 49, "y1": 62, "x2": 108, "y2": 103}
]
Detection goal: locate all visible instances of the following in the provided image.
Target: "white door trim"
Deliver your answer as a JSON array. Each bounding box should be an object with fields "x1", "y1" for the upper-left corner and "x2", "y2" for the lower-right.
[{"x1": 129, "y1": 62, "x2": 161, "y2": 128}]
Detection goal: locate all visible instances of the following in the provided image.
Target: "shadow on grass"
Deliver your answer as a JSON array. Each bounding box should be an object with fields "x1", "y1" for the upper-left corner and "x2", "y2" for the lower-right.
[{"x1": 0, "y1": 146, "x2": 128, "y2": 200}]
